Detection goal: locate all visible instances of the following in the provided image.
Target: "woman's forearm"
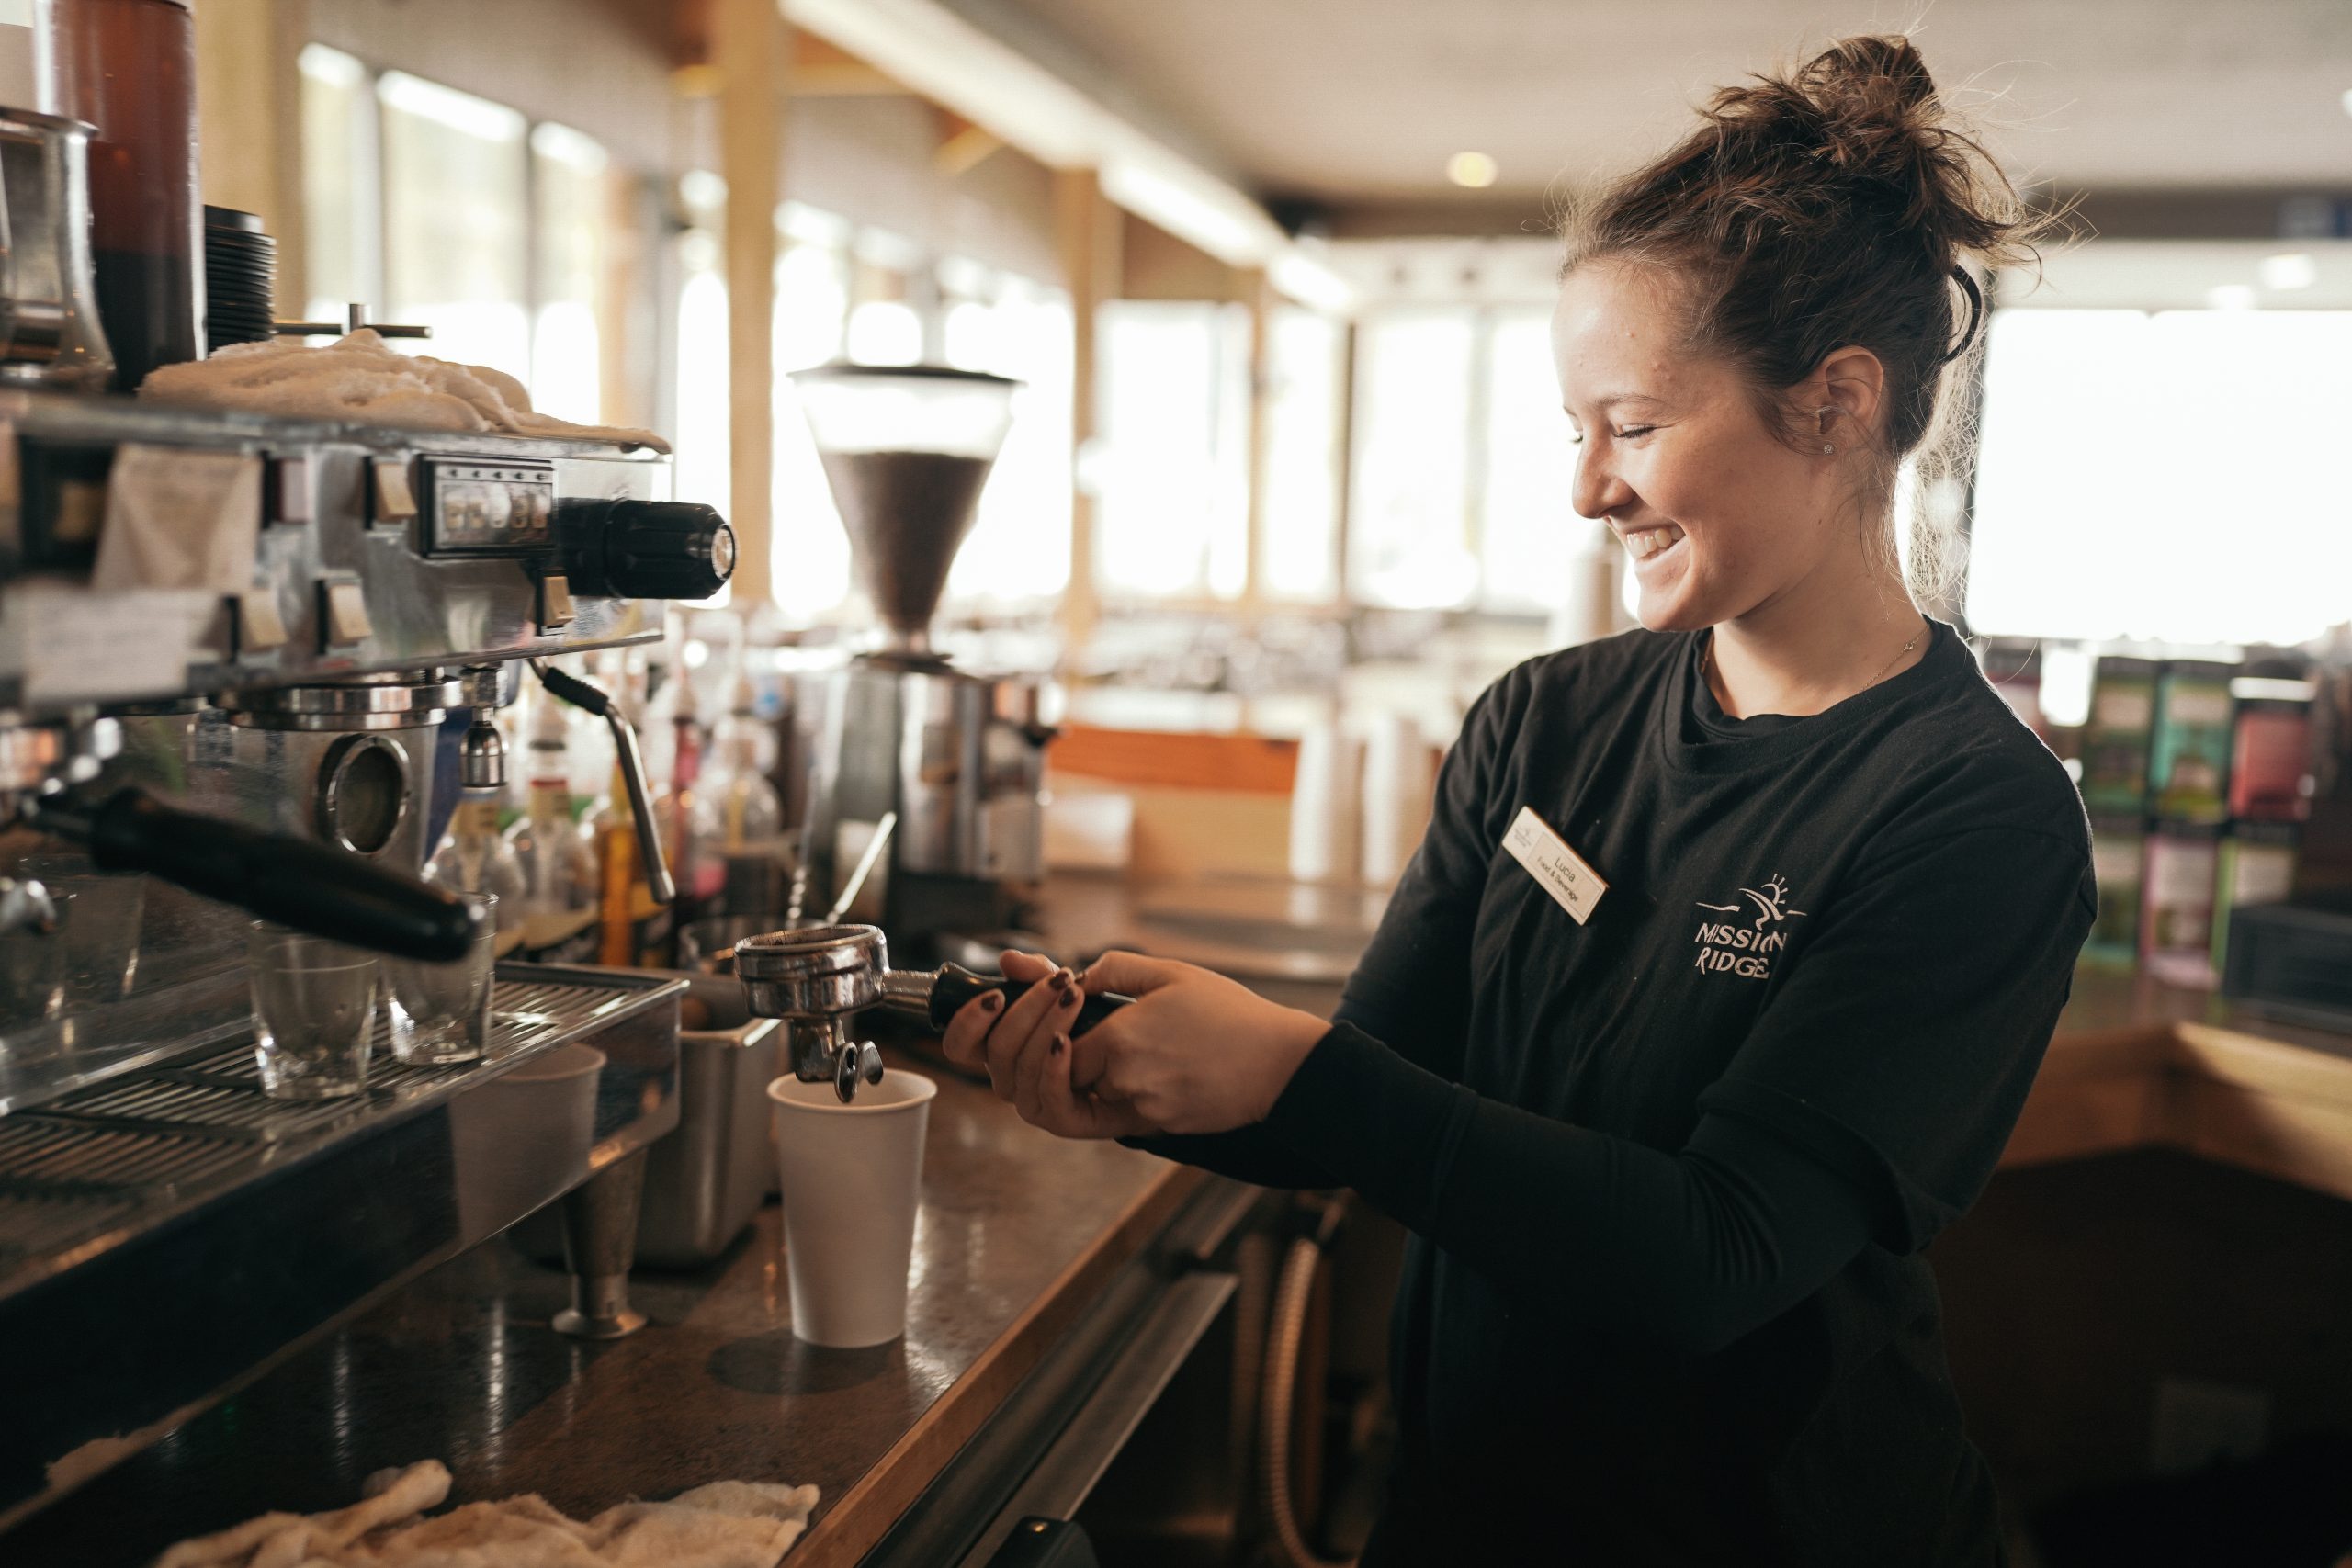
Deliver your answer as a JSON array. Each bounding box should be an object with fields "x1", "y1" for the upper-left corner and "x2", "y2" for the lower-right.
[{"x1": 1261, "y1": 1023, "x2": 1880, "y2": 1357}]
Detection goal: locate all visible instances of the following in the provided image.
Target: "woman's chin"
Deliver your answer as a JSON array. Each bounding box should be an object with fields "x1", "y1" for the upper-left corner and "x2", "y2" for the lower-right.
[{"x1": 1631, "y1": 583, "x2": 1711, "y2": 634}]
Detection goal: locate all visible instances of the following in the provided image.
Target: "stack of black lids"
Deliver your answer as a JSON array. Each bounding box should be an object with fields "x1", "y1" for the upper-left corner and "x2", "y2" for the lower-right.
[{"x1": 203, "y1": 206, "x2": 277, "y2": 353}]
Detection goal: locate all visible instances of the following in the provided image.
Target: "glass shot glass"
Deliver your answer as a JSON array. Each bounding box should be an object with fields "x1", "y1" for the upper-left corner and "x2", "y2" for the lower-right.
[
  {"x1": 384, "y1": 891, "x2": 497, "y2": 1066},
  {"x1": 249, "y1": 924, "x2": 380, "y2": 1100}
]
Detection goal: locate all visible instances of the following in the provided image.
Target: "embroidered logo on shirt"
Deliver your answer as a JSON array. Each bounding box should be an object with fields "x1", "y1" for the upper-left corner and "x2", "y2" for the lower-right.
[{"x1": 1692, "y1": 874, "x2": 1806, "y2": 979}]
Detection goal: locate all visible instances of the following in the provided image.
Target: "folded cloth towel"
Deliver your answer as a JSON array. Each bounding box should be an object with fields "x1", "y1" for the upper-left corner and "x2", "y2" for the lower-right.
[
  {"x1": 149, "y1": 1461, "x2": 820, "y2": 1568},
  {"x1": 137, "y1": 330, "x2": 670, "y2": 453}
]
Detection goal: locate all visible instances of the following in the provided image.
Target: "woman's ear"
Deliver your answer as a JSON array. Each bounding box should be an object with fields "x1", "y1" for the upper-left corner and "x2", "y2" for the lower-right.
[{"x1": 1807, "y1": 346, "x2": 1887, "y2": 447}]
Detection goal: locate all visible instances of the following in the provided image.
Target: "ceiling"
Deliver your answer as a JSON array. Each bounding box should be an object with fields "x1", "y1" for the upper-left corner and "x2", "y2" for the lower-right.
[{"x1": 979, "y1": 0, "x2": 2352, "y2": 209}]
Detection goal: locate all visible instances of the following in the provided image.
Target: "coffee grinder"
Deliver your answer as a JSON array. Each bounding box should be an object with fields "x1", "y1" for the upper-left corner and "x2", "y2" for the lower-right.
[{"x1": 787, "y1": 365, "x2": 1054, "y2": 962}]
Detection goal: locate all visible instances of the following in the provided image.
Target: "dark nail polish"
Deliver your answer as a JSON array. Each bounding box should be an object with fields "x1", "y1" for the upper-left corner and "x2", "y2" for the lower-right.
[
  {"x1": 980, "y1": 990, "x2": 1002, "y2": 1011},
  {"x1": 1049, "y1": 970, "x2": 1073, "y2": 993},
  {"x1": 1061, "y1": 986, "x2": 1082, "y2": 1009},
  {"x1": 1050, "y1": 1033, "x2": 1068, "y2": 1056}
]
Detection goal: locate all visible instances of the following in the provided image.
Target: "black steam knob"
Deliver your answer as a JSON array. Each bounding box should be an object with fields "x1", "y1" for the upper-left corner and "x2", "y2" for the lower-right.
[{"x1": 557, "y1": 498, "x2": 735, "y2": 600}]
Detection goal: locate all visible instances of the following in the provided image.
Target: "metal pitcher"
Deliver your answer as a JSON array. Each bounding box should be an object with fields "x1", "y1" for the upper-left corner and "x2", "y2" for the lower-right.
[{"x1": 0, "y1": 105, "x2": 109, "y2": 391}]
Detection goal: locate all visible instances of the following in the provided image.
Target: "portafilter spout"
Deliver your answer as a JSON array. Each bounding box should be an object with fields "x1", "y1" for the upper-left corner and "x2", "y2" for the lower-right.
[{"x1": 732, "y1": 922, "x2": 1132, "y2": 1101}]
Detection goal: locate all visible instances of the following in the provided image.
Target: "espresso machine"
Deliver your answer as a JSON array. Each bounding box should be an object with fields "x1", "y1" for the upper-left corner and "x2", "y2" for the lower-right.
[
  {"x1": 786, "y1": 365, "x2": 1056, "y2": 962},
  {"x1": 0, "y1": 389, "x2": 730, "y2": 1532}
]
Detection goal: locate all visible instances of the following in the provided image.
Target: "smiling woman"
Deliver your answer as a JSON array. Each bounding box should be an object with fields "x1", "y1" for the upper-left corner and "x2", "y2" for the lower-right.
[{"x1": 950, "y1": 34, "x2": 2098, "y2": 1568}]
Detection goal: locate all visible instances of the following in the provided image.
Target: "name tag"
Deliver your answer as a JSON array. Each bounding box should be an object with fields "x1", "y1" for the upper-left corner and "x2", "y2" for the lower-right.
[{"x1": 1503, "y1": 806, "x2": 1607, "y2": 926}]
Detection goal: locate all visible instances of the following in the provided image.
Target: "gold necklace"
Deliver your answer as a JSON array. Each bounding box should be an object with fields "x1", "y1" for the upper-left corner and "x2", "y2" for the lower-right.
[{"x1": 1702, "y1": 617, "x2": 1927, "y2": 700}]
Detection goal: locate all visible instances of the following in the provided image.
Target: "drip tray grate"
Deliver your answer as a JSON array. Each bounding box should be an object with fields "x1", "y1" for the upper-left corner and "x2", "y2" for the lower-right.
[
  {"x1": 0, "y1": 1118, "x2": 255, "y2": 1193},
  {"x1": 0, "y1": 973, "x2": 661, "y2": 1279}
]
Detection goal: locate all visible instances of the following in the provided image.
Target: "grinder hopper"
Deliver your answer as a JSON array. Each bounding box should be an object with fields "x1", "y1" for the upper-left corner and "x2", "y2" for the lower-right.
[{"x1": 792, "y1": 364, "x2": 1019, "y2": 655}]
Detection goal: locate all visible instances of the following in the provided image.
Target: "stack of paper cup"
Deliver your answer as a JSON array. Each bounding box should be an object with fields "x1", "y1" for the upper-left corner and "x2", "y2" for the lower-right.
[
  {"x1": 767, "y1": 1068, "x2": 938, "y2": 1348},
  {"x1": 1288, "y1": 720, "x2": 1363, "y2": 885},
  {"x1": 1360, "y1": 711, "x2": 1436, "y2": 886}
]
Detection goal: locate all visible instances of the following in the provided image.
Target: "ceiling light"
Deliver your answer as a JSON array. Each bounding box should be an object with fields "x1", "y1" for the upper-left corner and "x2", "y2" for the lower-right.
[
  {"x1": 2258, "y1": 253, "x2": 2318, "y2": 290},
  {"x1": 2206, "y1": 284, "x2": 2257, "y2": 311},
  {"x1": 2342, "y1": 86, "x2": 2352, "y2": 117},
  {"x1": 1446, "y1": 152, "x2": 1498, "y2": 189}
]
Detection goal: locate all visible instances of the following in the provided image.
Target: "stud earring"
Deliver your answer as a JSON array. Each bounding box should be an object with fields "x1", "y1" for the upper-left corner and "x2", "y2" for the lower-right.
[{"x1": 1822, "y1": 442, "x2": 1834, "y2": 454}]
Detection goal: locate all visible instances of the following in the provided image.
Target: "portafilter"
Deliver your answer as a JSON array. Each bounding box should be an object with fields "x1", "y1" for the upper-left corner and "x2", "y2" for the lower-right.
[{"x1": 731, "y1": 923, "x2": 1130, "y2": 1101}]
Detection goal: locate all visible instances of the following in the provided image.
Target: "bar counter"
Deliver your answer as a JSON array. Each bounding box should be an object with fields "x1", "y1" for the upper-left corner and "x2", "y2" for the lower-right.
[
  {"x1": 13, "y1": 886, "x2": 2352, "y2": 1564},
  {"x1": 6, "y1": 1052, "x2": 1210, "y2": 1567}
]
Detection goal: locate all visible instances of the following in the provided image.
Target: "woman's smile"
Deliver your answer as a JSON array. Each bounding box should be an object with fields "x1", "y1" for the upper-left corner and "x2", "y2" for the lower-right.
[{"x1": 1618, "y1": 521, "x2": 1686, "y2": 566}]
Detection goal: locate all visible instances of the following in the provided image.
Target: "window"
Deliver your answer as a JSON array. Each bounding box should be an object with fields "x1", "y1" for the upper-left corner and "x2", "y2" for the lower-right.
[
  {"x1": 1967, "y1": 308, "x2": 2352, "y2": 645},
  {"x1": 670, "y1": 173, "x2": 729, "y2": 525},
  {"x1": 529, "y1": 122, "x2": 610, "y2": 423},
  {"x1": 1349, "y1": 310, "x2": 1478, "y2": 608},
  {"x1": 772, "y1": 209, "x2": 854, "y2": 620},
  {"x1": 1259, "y1": 307, "x2": 1344, "y2": 602},
  {"x1": 1093, "y1": 300, "x2": 1252, "y2": 600},
  {"x1": 378, "y1": 72, "x2": 530, "y2": 376},
  {"x1": 1479, "y1": 310, "x2": 1588, "y2": 612},
  {"x1": 945, "y1": 271, "x2": 1074, "y2": 607},
  {"x1": 299, "y1": 46, "x2": 376, "y2": 317},
  {"x1": 300, "y1": 52, "x2": 617, "y2": 412}
]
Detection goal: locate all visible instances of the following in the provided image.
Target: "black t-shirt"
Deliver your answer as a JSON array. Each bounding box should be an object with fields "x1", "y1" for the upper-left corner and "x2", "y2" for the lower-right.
[{"x1": 1143, "y1": 620, "x2": 2096, "y2": 1565}]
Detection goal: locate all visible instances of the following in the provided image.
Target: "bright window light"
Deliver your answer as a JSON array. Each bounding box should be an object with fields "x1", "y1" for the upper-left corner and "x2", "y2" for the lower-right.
[
  {"x1": 1481, "y1": 310, "x2": 1586, "y2": 613},
  {"x1": 1967, "y1": 308, "x2": 2352, "y2": 645},
  {"x1": 1260, "y1": 307, "x2": 1344, "y2": 601},
  {"x1": 1095, "y1": 301, "x2": 1251, "y2": 599},
  {"x1": 379, "y1": 72, "x2": 528, "y2": 376},
  {"x1": 1351, "y1": 310, "x2": 1478, "y2": 608}
]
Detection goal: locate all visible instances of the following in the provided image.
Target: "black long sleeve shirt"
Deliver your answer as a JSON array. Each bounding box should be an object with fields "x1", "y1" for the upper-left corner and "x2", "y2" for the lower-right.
[{"x1": 1135, "y1": 622, "x2": 2096, "y2": 1566}]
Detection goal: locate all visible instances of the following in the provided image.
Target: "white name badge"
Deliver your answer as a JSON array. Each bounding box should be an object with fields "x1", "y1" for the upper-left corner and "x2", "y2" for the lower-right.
[{"x1": 1503, "y1": 805, "x2": 1608, "y2": 926}]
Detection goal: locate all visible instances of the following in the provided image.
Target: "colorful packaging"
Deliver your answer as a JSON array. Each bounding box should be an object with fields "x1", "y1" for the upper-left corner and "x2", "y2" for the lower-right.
[
  {"x1": 2227, "y1": 677, "x2": 2315, "y2": 822},
  {"x1": 2149, "y1": 660, "x2": 2235, "y2": 825},
  {"x1": 2081, "y1": 656, "x2": 2159, "y2": 818},
  {"x1": 2211, "y1": 824, "x2": 2299, "y2": 976},
  {"x1": 2085, "y1": 817, "x2": 2144, "y2": 966},
  {"x1": 2142, "y1": 826, "x2": 2220, "y2": 988}
]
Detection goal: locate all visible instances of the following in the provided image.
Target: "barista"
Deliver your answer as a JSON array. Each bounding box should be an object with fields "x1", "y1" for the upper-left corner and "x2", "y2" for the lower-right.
[{"x1": 948, "y1": 36, "x2": 2094, "y2": 1566}]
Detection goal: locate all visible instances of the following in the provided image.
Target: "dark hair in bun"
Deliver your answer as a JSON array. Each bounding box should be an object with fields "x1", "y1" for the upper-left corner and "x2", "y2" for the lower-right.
[{"x1": 1561, "y1": 36, "x2": 2045, "y2": 591}]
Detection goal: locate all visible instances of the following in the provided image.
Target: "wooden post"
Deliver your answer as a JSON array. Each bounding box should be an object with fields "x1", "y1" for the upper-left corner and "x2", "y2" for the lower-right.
[
  {"x1": 716, "y1": 0, "x2": 786, "y2": 605},
  {"x1": 193, "y1": 0, "x2": 307, "y2": 303},
  {"x1": 1241, "y1": 265, "x2": 1271, "y2": 612},
  {"x1": 1054, "y1": 167, "x2": 1117, "y2": 664}
]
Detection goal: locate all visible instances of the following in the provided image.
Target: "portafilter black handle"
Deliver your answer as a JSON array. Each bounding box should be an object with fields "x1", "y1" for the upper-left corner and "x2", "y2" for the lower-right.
[
  {"x1": 51, "y1": 786, "x2": 481, "y2": 961},
  {"x1": 922, "y1": 963, "x2": 1134, "y2": 1035}
]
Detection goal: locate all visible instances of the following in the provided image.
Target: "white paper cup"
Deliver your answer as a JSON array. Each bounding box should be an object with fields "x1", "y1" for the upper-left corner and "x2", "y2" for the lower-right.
[{"x1": 767, "y1": 1068, "x2": 937, "y2": 1348}]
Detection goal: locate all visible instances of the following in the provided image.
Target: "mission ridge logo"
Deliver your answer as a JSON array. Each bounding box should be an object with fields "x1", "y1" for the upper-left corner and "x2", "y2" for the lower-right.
[{"x1": 1692, "y1": 874, "x2": 1805, "y2": 979}]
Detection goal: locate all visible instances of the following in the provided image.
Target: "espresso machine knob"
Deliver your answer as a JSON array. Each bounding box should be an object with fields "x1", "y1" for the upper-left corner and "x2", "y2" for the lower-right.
[{"x1": 556, "y1": 499, "x2": 735, "y2": 600}]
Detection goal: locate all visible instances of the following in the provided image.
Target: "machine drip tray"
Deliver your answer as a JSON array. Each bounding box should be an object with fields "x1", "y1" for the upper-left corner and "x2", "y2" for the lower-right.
[{"x1": 0, "y1": 964, "x2": 684, "y2": 1534}]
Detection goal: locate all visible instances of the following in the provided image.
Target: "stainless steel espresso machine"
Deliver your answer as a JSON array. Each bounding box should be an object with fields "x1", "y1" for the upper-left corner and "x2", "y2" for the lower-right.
[
  {"x1": 0, "y1": 389, "x2": 731, "y2": 1532},
  {"x1": 786, "y1": 365, "x2": 1056, "y2": 962}
]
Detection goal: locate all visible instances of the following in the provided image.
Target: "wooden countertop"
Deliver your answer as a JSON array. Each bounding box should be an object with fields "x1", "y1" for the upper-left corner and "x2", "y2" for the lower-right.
[
  {"x1": 5, "y1": 1055, "x2": 1205, "y2": 1567},
  {"x1": 2012, "y1": 966, "x2": 2352, "y2": 1202}
]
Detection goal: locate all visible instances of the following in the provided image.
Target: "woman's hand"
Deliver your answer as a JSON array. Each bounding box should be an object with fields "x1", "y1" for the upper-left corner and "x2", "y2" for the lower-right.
[{"x1": 941, "y1": 948, "x2": 1329, "y2": 1140}]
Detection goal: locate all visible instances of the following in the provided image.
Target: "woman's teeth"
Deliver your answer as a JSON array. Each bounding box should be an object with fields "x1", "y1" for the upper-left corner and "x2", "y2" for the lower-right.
[{"x1": 1623, "y1": 525, "x2": 1684, "y2": 561}]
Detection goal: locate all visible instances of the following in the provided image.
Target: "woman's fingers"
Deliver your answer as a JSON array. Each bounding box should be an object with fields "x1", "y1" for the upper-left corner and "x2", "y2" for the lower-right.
[
  {"x1": 938, "y1": 986, "x2": 1005, "y2": 1070},
  {"x1": 1013, "y1": 1021, "x2": 1056, "y2": 1125},
  {"x1": 1075, "y1": 951, "x2": 1182, "y2": 998},
  {"x1": 984, "y1": 960, "x2": 1079, "y2": 1101},
  {"x1": 1034, "y1": 1032, "x2": 1152, "y2": 1140},
  {"x1": 940, "y1": 951, "x2": 1056, "y2": 1078}
]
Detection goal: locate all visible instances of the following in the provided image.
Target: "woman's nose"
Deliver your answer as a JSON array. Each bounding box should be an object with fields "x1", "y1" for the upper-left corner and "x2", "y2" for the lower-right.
[{"x1": 1573, "y1": 445, "x2": 1632, "y2": 522}]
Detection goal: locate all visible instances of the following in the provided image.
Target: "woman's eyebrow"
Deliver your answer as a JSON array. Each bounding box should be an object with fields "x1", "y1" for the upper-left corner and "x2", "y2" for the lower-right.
[{"x1": 1563, "y1": 392, "x2": 1666, "y2": 416}]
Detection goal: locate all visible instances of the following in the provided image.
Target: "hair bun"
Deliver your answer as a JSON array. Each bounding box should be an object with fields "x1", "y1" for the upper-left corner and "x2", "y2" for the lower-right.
[{"x1": 1697, "y1": 33, "x2": 2029, "y2": 268}]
